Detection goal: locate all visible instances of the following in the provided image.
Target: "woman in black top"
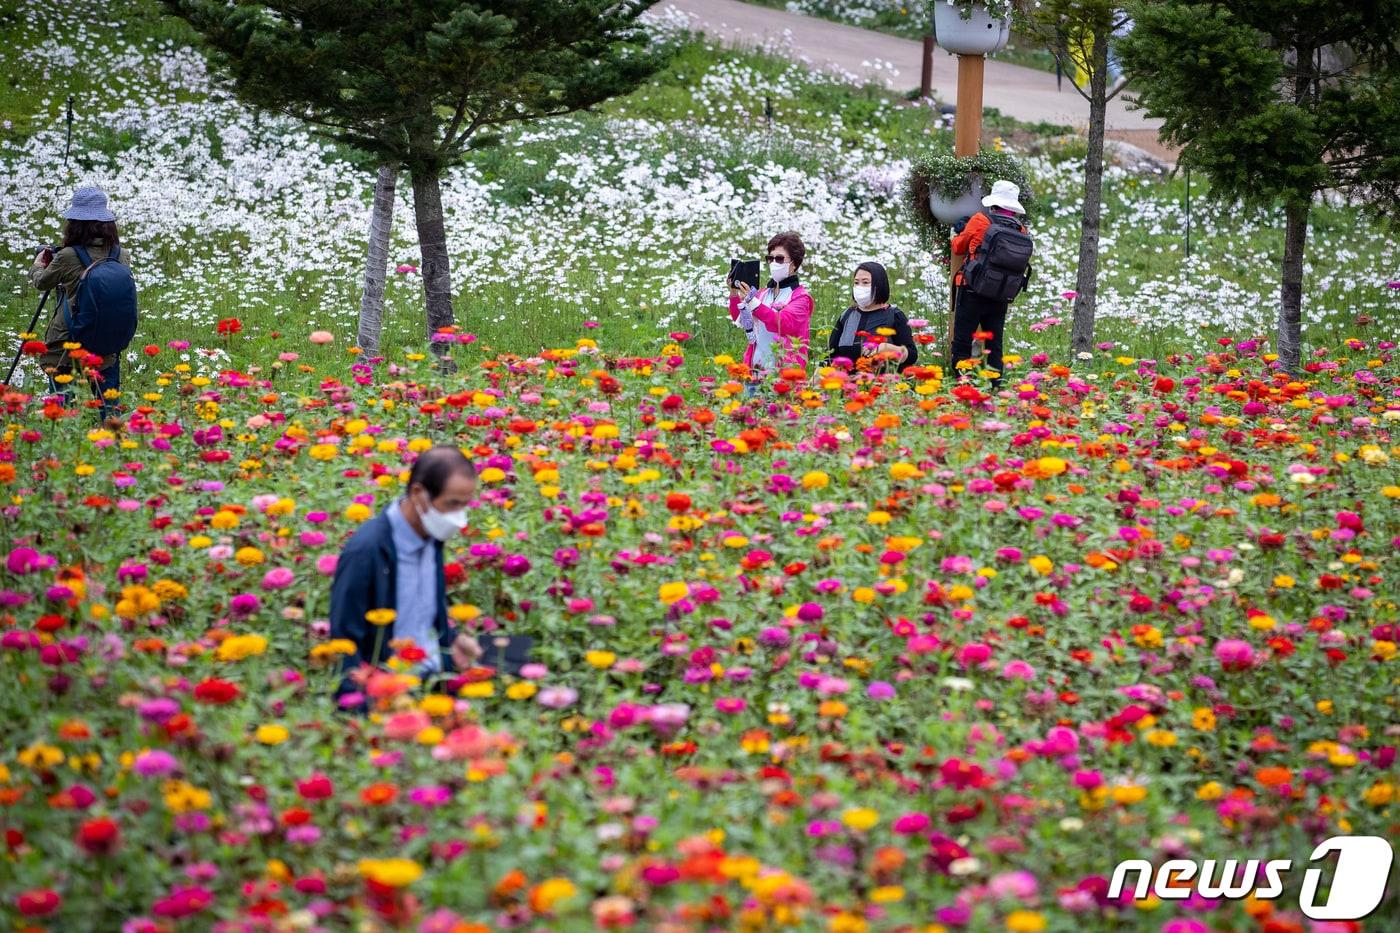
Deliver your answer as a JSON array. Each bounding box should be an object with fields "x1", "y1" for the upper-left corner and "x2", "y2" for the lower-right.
[{"x1": 826, "y1": 261, "x2": 918, "y2": 373}]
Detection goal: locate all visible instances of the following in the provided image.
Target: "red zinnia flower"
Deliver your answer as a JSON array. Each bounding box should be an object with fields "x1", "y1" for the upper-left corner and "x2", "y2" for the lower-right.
[
  {"x1": 21, "y1": 339, "x2": 47, "y2": 356},
  {"x1": 193, "y1": 678, "x2": 240, "y2": 704},
  {"x1": 15, "y1": 889, "x2": 61, "y2": 917},
  {"x1": 75, "y1": 817, "x2": 121, "y2": 855},
  {"x1": 296, "y1": 773, "x2": 335, "y2": 801},
  {"x1": 280, "y1": 807, "x2": 313, "y2": 827}
]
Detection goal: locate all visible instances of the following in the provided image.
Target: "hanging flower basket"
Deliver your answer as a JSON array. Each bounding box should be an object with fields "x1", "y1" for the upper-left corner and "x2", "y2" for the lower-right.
[
  {"x1": 905, "y1": 149, "x2": 1036, "y2": 261},
  {"x1": 932, "y1": 1, "x2": 1014, "y2": 56},
  {"x1": 928, "y1": 175, "x2": 988, "y2": 226}
]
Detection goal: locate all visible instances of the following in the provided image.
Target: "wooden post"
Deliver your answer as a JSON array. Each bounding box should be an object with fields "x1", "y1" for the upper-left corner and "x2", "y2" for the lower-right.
[
  {"x1": 947, "y1": 53, "x2": 986, "y2": 371},
  {"x1": 953, "y1": 54, "x2": 984, "y2": 157},
  {"x1": 920, "y1": 35, "x2": 935, "y2": 100}
]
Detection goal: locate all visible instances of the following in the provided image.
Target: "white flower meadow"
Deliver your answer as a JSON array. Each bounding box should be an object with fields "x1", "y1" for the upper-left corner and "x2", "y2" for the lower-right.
[{"x1": 0, "y1": 0, "x2": 1395, "y2": 370}]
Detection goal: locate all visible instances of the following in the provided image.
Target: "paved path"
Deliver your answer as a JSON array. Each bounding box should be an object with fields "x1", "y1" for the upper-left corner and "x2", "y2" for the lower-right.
[{"x1": 658, "y1": 0, "x2": 1166, "y2": 146}]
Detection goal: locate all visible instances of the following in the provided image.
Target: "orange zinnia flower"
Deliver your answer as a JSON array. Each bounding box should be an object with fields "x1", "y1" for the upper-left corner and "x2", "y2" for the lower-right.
[
  {"x1": 493, "y1": 868, "x2": 527, "y2": 900},
  {"x1": 360, "y1": 783, "x2": 398, "y2": 806}
]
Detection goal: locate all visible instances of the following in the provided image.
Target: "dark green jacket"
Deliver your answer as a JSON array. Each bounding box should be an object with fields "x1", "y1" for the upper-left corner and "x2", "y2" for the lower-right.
[{"x1": 28, "y1": 239, "x2": 129, "y2": 370}]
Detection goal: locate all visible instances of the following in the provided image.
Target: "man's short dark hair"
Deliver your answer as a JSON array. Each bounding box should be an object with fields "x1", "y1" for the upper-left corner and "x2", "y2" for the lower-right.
[{"x1": 408, "y1": 445, "x2": 477, "y2": 497}]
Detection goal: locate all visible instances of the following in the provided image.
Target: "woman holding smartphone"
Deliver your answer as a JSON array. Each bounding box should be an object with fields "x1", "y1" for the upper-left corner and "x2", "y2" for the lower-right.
[{"x1": 727, "y1": 231, "x2": 813, "y2": 388}]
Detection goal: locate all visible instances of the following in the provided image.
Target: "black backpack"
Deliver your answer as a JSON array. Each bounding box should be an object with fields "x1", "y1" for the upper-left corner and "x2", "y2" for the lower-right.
[
  {"x1": 964, "y1": 211, "x2": 1033, "y2": 302},
  {"x1": 60, "y1": 244, "x2": 138, "y2": 357}
]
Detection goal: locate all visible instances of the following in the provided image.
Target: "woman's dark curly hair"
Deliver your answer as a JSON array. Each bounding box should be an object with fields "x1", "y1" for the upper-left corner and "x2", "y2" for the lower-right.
[{"x1": 766, "y1": 231, "x2": 806, "y2": 272}]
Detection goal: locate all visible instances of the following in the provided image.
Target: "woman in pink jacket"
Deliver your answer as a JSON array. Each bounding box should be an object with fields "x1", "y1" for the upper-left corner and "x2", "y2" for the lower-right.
[{"x1": 727, "y1": 231, "x2": 813, "y2": 387}]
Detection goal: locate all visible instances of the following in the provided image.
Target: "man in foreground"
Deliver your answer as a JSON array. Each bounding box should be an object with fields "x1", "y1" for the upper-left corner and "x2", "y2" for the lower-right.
[{"x1": 329, "y1": 445, "x2": 483, "y2": 707}]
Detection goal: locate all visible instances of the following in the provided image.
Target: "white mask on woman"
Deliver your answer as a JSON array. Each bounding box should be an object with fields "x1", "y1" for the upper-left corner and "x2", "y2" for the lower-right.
[
  {"x1": 769, "y1": 261, "x2": 791, "y2": 281},
  {"x1": 852, "y1": 285, "x2": 873, "y2": 309}
]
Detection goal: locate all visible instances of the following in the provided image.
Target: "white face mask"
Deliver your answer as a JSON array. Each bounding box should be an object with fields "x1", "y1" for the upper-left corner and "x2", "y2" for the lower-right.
[
  {"x1": 852, "y1": 285, "x2": 873, "y2": 308},
  {"x1": 416, "y1": 492, "x2": 468, "y2": 541},
  {"x1": 769, "y1": 261, "x2": 790, "y2": 282}
]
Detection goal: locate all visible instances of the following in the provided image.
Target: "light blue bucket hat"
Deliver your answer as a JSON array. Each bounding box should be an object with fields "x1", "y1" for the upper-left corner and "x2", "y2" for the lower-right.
[{"x1": 61, "y1": 186, "x2": 115, "y2": 222}]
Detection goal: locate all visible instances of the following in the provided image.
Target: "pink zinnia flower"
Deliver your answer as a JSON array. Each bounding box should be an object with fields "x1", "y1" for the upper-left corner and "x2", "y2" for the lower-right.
[
  {"x1": 260, "y1": 568, "x2": 294, "y2": 591},
  {"x1": 1162, "y1": 920, "x2": 1210, "y2": 933},
  {"x1": 1001, "y1": 660, "x2": 1036, "y2": 681},
  {"x1": 867, "y1": 681, "x2": 896, "y2": 700},
  {"x1": 229, "y1": 593, "x2": 261, "y2": 615},
  {"x1": 958, "y1": 642, "x2": 991, "y2": 668},
  {"x1": 5, "y1": 547, "x2": 41, "y2": 575},
  {"x1": 537, "y1": 686, "x2": 579, "y2": 709},
  {"x1": 133, "y1": 749, "x2": 178, "y2": 777},
  {"x1": 1214, "y1": 639, "x2": 1256, "y2": 672}
]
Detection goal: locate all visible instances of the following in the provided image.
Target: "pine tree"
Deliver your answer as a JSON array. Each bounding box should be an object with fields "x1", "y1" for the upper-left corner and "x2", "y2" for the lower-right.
[
  {"x1": 166, "y1": 0, "x2": 668, "y2": 362},
  {"x1": 1021, "y1": 1, "x2": 1133, "y2": 355},
  {"x1": 1119, "y1": 0, "x2": 1400, "y2": 373}
]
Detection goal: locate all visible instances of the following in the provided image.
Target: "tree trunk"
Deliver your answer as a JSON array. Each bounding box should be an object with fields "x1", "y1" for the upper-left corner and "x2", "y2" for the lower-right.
[
  {"x1": 1278, "y1": 200, "x2": 1309, "y2": 375},
  {"x1": 357, "y1": 163, "x2": 397, "y2": 355},
  {"x1": 1070, "y1": 25, "x2": 1109, "y2": 356},
  {"x1": 1276, "y1": 43, "x2": 1315, "y2": 377},
  {"x1": 410, "y1": 166, "x2": 457, "y2": 371}
]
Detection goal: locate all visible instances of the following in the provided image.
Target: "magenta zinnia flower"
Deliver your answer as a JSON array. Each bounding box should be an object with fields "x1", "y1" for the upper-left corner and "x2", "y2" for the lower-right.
[
  {"x1": 1214, "y1": 638, "x2": 1256, "y2": 671},
  {"x1": 133, "y1": 749, "x2": 178, "y2": 777}
]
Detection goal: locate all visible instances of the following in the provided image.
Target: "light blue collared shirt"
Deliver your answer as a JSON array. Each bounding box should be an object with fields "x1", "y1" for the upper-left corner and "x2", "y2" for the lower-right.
[{"x1": 384, "y1": 498, "x2": 442, "y2": 675}]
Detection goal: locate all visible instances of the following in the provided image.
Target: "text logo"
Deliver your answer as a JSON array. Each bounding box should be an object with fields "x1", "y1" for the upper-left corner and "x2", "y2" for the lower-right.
[{"x1": 1108, "y1": 835, "x2": 1392, "y2": 920}]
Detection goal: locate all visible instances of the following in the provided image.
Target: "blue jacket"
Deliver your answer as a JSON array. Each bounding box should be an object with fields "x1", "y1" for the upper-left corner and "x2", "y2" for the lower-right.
[{"x1": 328, "y1": 510, "x2": 454, "y2": 704}]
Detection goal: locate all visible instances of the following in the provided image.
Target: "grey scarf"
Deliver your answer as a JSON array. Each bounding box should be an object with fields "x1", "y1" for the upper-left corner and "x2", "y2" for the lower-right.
[{"x1": 836, "y1": 306, "x2": 864, "y2": 348}]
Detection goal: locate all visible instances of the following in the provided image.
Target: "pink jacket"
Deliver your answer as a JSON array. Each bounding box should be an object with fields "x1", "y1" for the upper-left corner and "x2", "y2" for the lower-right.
[{"x1": 728, "y1": 283, "x2": 814, "y2": 372}]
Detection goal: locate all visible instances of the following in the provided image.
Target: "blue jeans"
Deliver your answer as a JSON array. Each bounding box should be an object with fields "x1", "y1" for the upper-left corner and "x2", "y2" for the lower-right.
[{"x1": 49, "y1": 359, "x2": 120, "y2": 419}]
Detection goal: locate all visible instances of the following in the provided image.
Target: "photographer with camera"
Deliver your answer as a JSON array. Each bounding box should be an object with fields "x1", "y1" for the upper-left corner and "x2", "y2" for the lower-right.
[{"x1": 27, "y1": 186, "x2": 137, "y2": 422}]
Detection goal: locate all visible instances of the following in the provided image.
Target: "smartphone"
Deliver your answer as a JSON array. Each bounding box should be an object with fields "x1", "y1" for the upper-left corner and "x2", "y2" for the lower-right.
[
  {"x1": 729, "y1": 259, "x2": 761, "y2": 289},
  {"x1": 476, "y1": 634, "x2": 533, "y2": 676}
]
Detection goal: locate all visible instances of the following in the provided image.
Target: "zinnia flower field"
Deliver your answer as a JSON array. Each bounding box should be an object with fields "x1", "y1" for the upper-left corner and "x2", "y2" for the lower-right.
[
  {"x1": 4, "y1": 2, "x2": 1400, "y2": 930},
  {"x1": 2, "y1": 333, "x2": 1398, "y2": 931}
]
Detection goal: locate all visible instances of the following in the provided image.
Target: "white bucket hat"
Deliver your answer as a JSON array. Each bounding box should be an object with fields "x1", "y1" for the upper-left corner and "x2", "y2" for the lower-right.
[{"x1": 981, "y1": 179, "x2": 1025, "y2": 214}]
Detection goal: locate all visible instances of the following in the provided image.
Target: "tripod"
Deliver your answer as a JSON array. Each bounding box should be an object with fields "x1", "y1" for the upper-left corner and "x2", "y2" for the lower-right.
[{"x1": 4, "y1": 290, "x2": 52, "y2": 386}]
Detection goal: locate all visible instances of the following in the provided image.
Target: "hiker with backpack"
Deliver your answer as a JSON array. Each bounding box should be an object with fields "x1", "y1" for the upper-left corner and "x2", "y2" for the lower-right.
[
  {"x1": 27, "y1": 186, "x2": 138, "y2": 420},
  {"x1": 950, "y1": 180, "x2": 1033, "y2": 388}
]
